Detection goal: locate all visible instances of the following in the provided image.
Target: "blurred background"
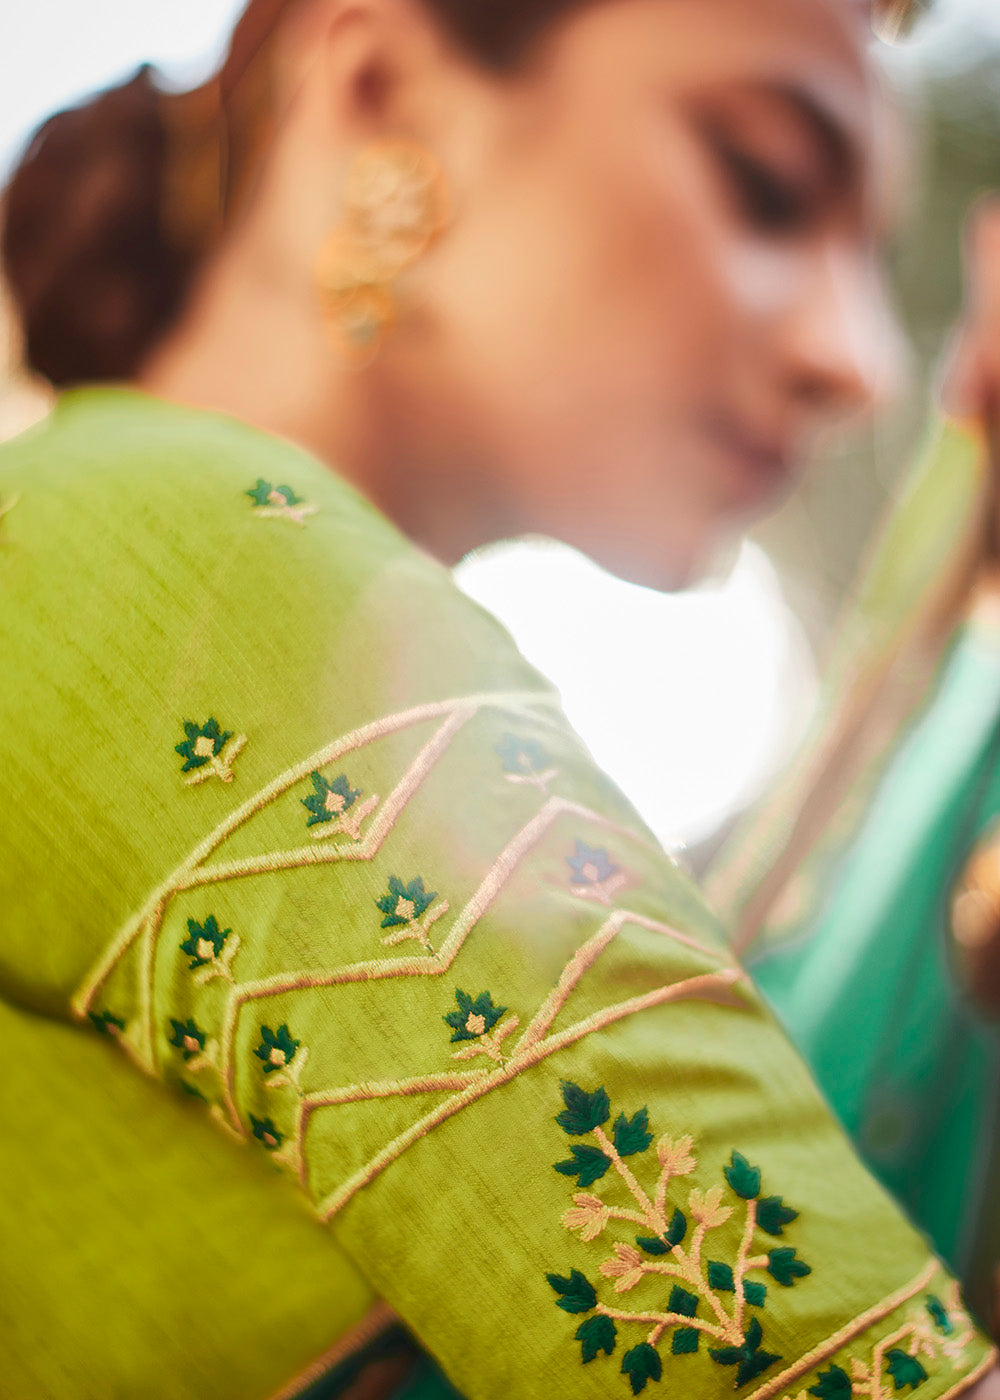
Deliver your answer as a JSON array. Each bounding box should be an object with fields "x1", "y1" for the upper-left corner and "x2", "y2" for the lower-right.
[{"x1": 2, "y1": 0, "x2": 999, "y2": 859}]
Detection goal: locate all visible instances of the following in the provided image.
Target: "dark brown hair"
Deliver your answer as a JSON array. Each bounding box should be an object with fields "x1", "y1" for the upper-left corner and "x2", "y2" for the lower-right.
[{"x1": 0, "y1": 0, "x2": 593, "y2": 387}]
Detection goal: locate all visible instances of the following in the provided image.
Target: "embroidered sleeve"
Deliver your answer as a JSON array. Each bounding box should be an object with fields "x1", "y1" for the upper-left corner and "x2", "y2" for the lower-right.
[{"x1": 4, "y1": 421, "x2": 994, "y2": 1400}]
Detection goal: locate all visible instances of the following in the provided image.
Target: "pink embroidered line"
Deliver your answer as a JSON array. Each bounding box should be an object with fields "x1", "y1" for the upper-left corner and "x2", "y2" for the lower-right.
[
  {"x1": 266, "y1": 1300, "x2": 401, "y2": 1400},
  {"x1": 71, "y1": 689, "x2": 559, "y2": 1020},
  {"x1": 743, "y1": 1258, "x2": 939, "y2": 1400},
  {"x1": 216, "y1": 796, "x2": 703, "y2": 1129},
  {"x1": 313, "y1": 968, "x2": 744, "y2": 1219},
  {"x1": 938, "y1": 1351, "x2": 999, "y2": 1400}
]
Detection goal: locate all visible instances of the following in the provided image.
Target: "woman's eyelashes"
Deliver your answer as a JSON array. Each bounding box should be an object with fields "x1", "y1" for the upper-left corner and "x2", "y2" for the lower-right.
[{"x1": 709, "y1": 133, "x2": 820, "y2": 236}]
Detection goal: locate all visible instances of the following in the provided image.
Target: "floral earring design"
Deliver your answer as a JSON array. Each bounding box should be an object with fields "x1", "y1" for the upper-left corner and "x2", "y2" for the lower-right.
[{"x1": 314, "y1": 139, "x2": 451, "y2": 359}]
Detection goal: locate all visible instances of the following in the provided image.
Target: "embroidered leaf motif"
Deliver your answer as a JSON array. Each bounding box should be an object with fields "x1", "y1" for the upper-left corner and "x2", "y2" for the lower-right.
[
  {"x1": 567, "y1": 841, "x2": 618, "y2": 886},
  {"x1": 926, "y1": 1295, "x2": 953, "y2": 1335},
  {"x1": 743, "y1": 1281, "x2": 767, "y2": 1308},
  {"x1": 168, "y1": 1017, "x2": 206, "y2": 1061},
  {"x1": 556, "y1": 1081, "x2": 611, "y2": 1135},
  {"x1": 555, "y1": 1145, "x2": 613, "y2": 1188},
  {"x1": 179, "y1": 1080, "x2": 208, "y2": 1102},
  {"x1": 176, "y1": 717, "x2": 231, "y2": 770},
  {"x1": 250, "y1": 1114, "x2": 284, "y2": 1150},
  {"x1": 546, "y1": 1269, "x2": 598, "y2": 1314},
  {"x1": 376, "y1": 875, "x2": 436, "y2": 929},
  {"x1": 767, "y1": 1247, "x2": 811, "y2": 1287},
  {"x1": 576, "y1": 1315, "x2": 617, "y2": 1364},
  {"x1": 673, "y1": 1328, "x2": 700, "y2": 1355},
  {"x1": 757, "y1": 1194, "x2": 798, "y2": 1236},
  {"x1": 89, "y1": 1009, "x2": 125, "y2": 1036},
  {"x1": 657, "y1": 1133, "x2": 696, "y2": 1177},
  {"x1": 444, "y1": 989, "x2": 506, "y2": 1043},
  {"x1": 709, "y1": 1317, "x2": 781, "y2": 1388},
  {"x1": 708, "y1": 1261, "x2": 736, "y2": 1292},
  {"x1": 245, "y1": 479, "x2": 317, "y2": 523},
  {"x1": 563, "y1": 1193, "x2": 609, "y2": 1242},
  {"x1": 254, "y1": 1023, "x2": 300, "y2": 1074},
  {"x1": 302, "y1": 771, "x2": 362, "y2": 826},
  {"x1": 621, "y1": 1343, "x2": 662, "y2": 1395},
  {"x1": 668, "y1": 1285, "x2": 698, "y2": 1318},
  {"x1": 613, "y1": 1108, "x2": 653, "y2": 1157},
  {"x1": 174, "y1": 718, "x2": 245, "y2": 784},
  {"x1": 180, "y1": 915, "x2": 229, "y2": 969},
  {"x1": 600, "y1": 1243, "x2": 645, "y2": 1292},
  {"x1": 809, "y1": 1364, "x2": 852, "y2": 1399},
  {"x1": 885, "y1": 1349, "x2": 929, "y2": 1392},
  {"x1": 688, "y1": 1185, "x2": 734, "y2": 1229},
  {"x1": 496, "y1": 734, "x2": 556, "y2": 788},
  {"x1": 724, "y1": 1149, "x2": 762, "y2": 1200},
  {"x1": 636, "y1": 1208, "x2": 688, "y2": 1255}
]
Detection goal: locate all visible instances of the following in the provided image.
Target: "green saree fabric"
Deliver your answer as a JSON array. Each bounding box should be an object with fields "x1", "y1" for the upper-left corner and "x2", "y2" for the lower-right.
[{"x1": 0, "y1": 386, "x2": 993, "y2": 1399}]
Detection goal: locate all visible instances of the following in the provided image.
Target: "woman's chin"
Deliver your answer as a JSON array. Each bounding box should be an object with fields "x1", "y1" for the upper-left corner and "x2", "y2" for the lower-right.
[{"x1": 586, "y1": 527, "x2": 743, "y2": 595}]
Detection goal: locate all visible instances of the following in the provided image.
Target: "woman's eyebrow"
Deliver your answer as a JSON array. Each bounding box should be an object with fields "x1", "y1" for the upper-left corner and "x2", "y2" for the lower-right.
[{"x1": 745, "y1": 79, "x2": 863, "y2": 194}]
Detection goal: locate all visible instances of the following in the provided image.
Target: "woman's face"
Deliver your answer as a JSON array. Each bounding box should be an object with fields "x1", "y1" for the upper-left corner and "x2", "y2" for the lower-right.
[{"x1": 382, "y1": 0, "x2": 902, "y2": 588}]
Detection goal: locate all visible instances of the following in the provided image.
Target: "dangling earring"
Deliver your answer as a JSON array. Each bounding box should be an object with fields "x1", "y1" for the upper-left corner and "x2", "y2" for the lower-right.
[{"x1": 314, "y1": 140, "x2": 451, "y2": 360}]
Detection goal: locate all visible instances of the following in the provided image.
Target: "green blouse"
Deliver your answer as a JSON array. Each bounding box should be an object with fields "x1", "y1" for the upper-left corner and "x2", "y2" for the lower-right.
[{"x1": 0, "y1": 385, "x2": 993, "y2": 1399}]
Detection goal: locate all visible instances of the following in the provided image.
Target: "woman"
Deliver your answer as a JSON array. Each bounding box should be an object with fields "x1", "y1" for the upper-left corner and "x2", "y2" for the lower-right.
[
  {"x1": 1, "y1": 0, "x2": 996, "y2": 1397},
  {"x1": 708, "y1": 204, "x2": 1000, "y2": 1317}
]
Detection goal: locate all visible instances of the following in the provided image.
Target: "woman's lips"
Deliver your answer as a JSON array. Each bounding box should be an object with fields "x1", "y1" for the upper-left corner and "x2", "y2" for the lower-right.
[{"x1": 703, "y1": 412, "x2": 798, "y2": 499}]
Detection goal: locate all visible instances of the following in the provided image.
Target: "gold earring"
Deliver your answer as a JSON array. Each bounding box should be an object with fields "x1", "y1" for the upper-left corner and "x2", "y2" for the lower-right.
[{"x1": 314, "y1": 140, "x2": 451, "y2": 360}]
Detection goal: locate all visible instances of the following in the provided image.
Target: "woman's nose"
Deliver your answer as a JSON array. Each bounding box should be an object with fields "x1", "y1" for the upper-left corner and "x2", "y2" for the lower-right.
[{"x1": 780, "y1": 242, "x2": 909, "y2": 425}]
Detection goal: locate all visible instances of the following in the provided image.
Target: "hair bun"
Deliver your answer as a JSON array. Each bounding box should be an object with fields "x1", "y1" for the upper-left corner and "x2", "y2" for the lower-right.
[{"x1": 1, "y1": 64, "x2": 194, "y2": 386}]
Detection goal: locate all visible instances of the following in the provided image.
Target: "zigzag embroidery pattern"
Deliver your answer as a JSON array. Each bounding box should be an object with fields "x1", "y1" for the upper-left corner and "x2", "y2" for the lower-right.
[{"x1": 72, "y1": 689, "x2": 748, "y2": 1220}]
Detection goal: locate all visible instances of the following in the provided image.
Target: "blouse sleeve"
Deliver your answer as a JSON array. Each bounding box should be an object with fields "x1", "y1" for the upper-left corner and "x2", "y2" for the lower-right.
[{"x1": 0, "y1": 391, "x2": 995, "y2": 1400}]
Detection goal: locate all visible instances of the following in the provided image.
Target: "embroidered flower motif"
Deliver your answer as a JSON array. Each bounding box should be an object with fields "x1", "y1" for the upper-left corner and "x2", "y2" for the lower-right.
[
  {"x1": 442, "y1": 989, "x2": 520, "y2": 1064},
  {"x1": 496, "y1": 733, "x2": 558, "y2": 794},
  {"x1": 566, "y1": 840, "x2": 628, "y2": 905},
  {"x1": 88, "y1": 1009, "x2": 125, "y2": 1037},
  {"x1": 246, "y1": 479, "x2": 318, "y2": 525},
  {"x1": 166, "y1": 1019, "x2": 212, "y2": 1069},
  {"x1": 175, "y1": 718, "x2": 247, "y2": 785},
  {"x1": 301, "y1": 771, "x2": 379, "y2": 842},
  {"x1": 250, "y1": 1114, "x2": 284, "y2": 1150},
  {"x1": 180, "y1": 915, "x2": 240, "y2": 984},
  {"x1": 376, "y1": 875, "x2": 448, "y2": 953},
  {"x1": 252, "y1": 1022, "x2": 310, "y2": 1093},
  {"x1": 547, "y1": 1084, "x2": 806, "y2": 1392}
]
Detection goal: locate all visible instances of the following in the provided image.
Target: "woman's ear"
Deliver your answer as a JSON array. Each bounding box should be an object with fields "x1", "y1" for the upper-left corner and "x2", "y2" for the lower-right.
[{"x1": 280, "y1": 0, "x2": 460, "y2": 145}]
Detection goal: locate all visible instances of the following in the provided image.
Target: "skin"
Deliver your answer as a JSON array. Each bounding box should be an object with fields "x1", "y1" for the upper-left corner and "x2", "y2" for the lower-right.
[
  {"x1": 139, "y1": 0, "x2": 906, "y2": 590},
  {"x1": 133, "y1": 5, "x2": 1000, "y2": 1378}
]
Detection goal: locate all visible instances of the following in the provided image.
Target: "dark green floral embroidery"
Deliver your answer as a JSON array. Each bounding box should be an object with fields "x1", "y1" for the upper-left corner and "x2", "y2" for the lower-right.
[
  {"x1": 89, "y1": 1009, "x2": 125, "y2": 1036},
  {"x1": 794, "y1": 1286, "x2": 977, "y2": 1398},
  {"x1": 246, "y1": 479, "x2": 318, "y2": 525},
  {"x1": 442, "y1": 989, "x2": 520, "y2": 1064},
  {"x1": 175, "y1": 718, "x2": 246, "y2": 785},
  {"x1": 179, "y1": 915, "x2": 240, "y2": 984},
  {"x1": 301, "y1": 771, "x2": 377, "y2": 842},
  {"x1": 250, "y1": 1114, "x2": 284, "y2": 1150},
  {"x1": 255, "y1": 1023, "x2": 299, "y2": 1074},
  {"x1": 566, "y1": 841, "x2": 628, "y2": 905},
  {"x1": 376, "y1": 875, "x2": 448, "y2": 953},
  {"x1": 547, "y1": 1085, "x2": 808, "y2": 1392},
  {"x1": 168, "y1": 1017, "x2": 208, "y2": 1062},
  {"x1": 926, "y1": 1295, "x2": 953, "y2": 1336},
  {"x1": 496, "y1": 734, "x2": 558, "y2": 793},
  {"x1": 179, "y1": 1080, "x2": 209, "y2": 1103}
]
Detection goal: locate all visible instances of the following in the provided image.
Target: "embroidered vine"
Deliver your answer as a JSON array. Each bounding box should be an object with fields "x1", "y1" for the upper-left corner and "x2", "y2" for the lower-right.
[
  {"x1": 376, "y1": 875, "x2": 449, "y2": 952},
  {"x1": 443, "y1": 989, "x2": 520, "y2": 1064},
  {"x1": 782, "y1": 1284, "x2": 976, "y2": 1400},
  {"x1": 566, "y1": 841, "x2": 629, "y2": 906},
  {"x1": 547, "y1": 1083, "x2": 811, "y2": 1394},
  {"x1": 180, "y1": 915, "x2": 240, "y2": 984},
  {"x1": 301, "y1": 770, "x2": 379, "y2": 842},
  {"x1": 255, "y1": 1022, "x2": 310, "y2": 1092},
  {"x1": 496, "y1": 733, "x2": 558, "y2": 794},
  {"x1": 245, "y1": 479, "x2": 318, "y2": 525},
  {"x1": 175, "y1": 718, "x2": 247, "y2": 785}
]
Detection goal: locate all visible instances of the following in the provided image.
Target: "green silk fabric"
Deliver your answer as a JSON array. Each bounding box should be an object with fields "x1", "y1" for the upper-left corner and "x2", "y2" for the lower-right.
[{"x1": 0, "y1": 386, "x2": 992, "y2": 1399}]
